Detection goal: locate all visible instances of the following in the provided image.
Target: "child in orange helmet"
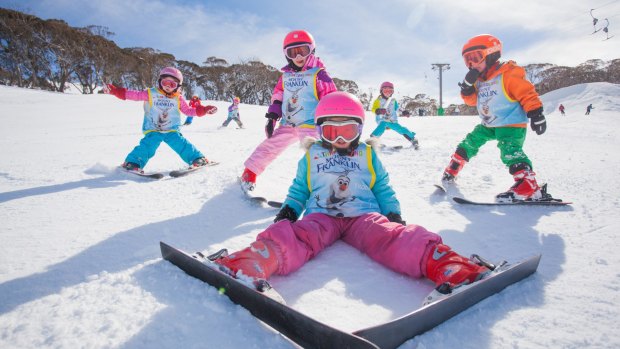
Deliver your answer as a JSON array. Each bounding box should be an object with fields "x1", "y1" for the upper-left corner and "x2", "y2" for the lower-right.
[{"x1": 442, "y1": 34, "x2": 550, "y2": 202}]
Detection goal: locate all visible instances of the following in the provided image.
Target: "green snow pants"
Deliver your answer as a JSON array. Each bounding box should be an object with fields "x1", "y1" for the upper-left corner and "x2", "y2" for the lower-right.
[{"x1": 457, "y1": 124, "x2": 532, "y2": 170}]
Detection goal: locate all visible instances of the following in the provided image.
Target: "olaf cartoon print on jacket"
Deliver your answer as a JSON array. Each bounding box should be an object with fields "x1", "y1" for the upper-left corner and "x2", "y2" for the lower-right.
[{"x1": 313, "y1": 170, "x2": 358, "y2": 215}]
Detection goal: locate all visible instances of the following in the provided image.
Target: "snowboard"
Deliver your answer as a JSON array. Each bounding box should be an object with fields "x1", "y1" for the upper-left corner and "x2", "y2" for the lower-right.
[
  {"x1": 161, "y1": 241, "x2": 541, "y2": 349},
  {"x1": 169, "y1": 161, "x2": 219, "y2": 178}
]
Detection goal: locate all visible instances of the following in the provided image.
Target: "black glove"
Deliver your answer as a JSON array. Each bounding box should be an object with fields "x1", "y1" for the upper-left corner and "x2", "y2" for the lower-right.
[
  {"x1": 265, "y1": 112, "x2": 280, "y2": 120},
  {"x1": 274, "y1": 205, "x2": 298, "y2": 223},
  {"x1": 527, "y1": 107, "x2": 546, "y2": 135},
  {"x1": 375, "y1": 108, "x2": 387, "y2": 115},
  {"x1": 265, "y1": 119, "x2": 276, "y2": 138},
  {"x1": 458, "y1": 68, "x2": 480, "y2": 96},
  {"x1": 386, "y1": 212, "x2": 406, "y2": 226},
  {"x1": 265, "y1": 100, "x2": 282, "y2": 120}
]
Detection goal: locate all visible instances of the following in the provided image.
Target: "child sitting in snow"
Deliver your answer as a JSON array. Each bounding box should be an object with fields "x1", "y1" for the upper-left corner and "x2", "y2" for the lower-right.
[
  {"x1": 105, "y1": 67, "x2": 217, "y2": 172},
  {"x1": 213, "y1": 92, "x2": 491, "y2": 295}
]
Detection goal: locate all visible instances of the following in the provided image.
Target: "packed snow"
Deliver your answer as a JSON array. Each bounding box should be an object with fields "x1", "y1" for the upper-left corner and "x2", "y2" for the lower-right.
[{"x1": 1, "y1": 82, "x2": 619, "y2": 348}]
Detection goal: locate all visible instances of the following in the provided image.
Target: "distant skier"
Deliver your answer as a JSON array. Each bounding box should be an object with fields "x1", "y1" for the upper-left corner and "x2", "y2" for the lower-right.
[
  {"x1": 184, "y1": 95, "x2": 202, "y2": 125},
  {"x1": 369, "y1": 81, "x2": 419, "y2": 149},
  {"x1": 559, "y1": 104, "x2": 565, "y2": 116},
  {"x1": 220, "y1": 97, "x2": 244, "y2": 129},
  {"x1": 212, "y1": 92, "x2": 491, "y2": 293},
  {"x1": 441, "y1": 34, "x2": 550, "y2": 203},
  {"x1": 105, "y1": 67, "x2": 217, "y2": 173},
  {"x1": 239, "y1": 30, "x2": 337, "y2": 191},
  {"x1": 585, "y1": 104, "x2": 594, "y2": 115}
]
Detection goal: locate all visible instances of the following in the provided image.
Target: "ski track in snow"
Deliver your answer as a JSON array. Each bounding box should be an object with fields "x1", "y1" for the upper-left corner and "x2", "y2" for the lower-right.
[{"x1": 0, "y1": 83, "x2": 619, "y2": 348}]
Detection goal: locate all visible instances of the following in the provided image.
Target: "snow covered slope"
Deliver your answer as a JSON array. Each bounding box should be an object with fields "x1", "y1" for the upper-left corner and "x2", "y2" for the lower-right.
[{"x1": 0, "y1": 83, "x2": 619, "y2": 348}]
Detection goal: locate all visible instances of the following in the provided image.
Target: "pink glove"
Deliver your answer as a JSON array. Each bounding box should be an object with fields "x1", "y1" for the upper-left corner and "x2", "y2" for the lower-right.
[
  {"x1": 196, "y1": 105, "x2": 217, "y2": 116},
  {"x1": 106, "y1": 84, "x2": 126, "y2": 100}
]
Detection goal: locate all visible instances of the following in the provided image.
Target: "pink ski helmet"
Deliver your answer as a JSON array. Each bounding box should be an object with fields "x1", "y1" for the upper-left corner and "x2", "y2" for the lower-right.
[
  {"x1": 315, "y1": 91, "x2": 366, "y2": 125},
  {"x1": 380, "y1": 81, "x2": 394, "y2": 90},
  {"x1": 282, "y1": 30, "x2": 316, "y2": 59},
  {"x1": 159, "y1": 66, "x2": 183, "y2": 85}
]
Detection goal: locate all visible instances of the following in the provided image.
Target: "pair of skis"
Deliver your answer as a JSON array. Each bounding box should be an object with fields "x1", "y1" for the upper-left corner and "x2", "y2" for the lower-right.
[
  {"x1": 161, "y1": 241, "x2": 541, "y2": 349},
  {"x1": 120, "y1": 161, "x2": 219, "y2": 180}
]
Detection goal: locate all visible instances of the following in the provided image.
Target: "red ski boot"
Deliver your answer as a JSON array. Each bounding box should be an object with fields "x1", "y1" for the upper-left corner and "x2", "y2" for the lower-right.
[
  {"x1": 214, "y1": 240, "x2": 279, "y2": 283},
  {"x1": 425, "y1": 243, "x2": 491, "y2": 293},
  {"x1": 496, "y1": 168, "x2": 542, "y2": 202},
  {"x1": 442, "y1": 152, "x2": 467, "y2": 182},
  {"x1": 240, "y1": 167, "x2": 257, "y2": 192}
]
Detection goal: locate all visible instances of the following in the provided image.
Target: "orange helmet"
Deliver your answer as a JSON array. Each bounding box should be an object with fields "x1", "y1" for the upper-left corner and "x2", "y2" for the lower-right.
[{"x1": 461, "y1": 34, "x2": 502, "y2": 68}]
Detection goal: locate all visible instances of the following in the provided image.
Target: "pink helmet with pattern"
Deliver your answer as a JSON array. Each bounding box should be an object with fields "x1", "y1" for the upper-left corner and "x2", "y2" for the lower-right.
[
  {"x1": 159, "y1": 67, "x2": 183, "y2": 85},
  {"x1": 314, "y1": 91, "x2": 365, "y2": 125}
]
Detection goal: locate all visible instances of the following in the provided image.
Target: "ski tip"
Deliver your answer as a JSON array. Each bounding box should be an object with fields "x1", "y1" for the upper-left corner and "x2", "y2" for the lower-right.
[{"x1": 433, "y1": 184, "x2": 447, "y2": 193}]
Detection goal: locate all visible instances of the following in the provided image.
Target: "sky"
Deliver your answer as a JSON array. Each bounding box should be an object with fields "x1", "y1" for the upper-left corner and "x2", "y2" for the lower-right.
[{"x1": 2, "y1": 0, "x2": 619, "y2": 105}]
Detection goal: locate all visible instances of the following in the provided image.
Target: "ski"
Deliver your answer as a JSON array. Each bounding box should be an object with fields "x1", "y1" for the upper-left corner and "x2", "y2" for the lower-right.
[
  {"x1": 452, "y1": 197, "x2": 571, "y2": 206},
  {"x1": 238, "y1": 178, "x2": 282, "y2": 208},
  {"x1": 169, "y1": 161, "x2": 219, "y2": 178},
  {"x1": 160, "y1": 242, "x2": 379, "y2": 349},
  {"x1": 434, "y1": 184, "x2": 447, "y2": 193},
  {"x1": 353, "y1": 254, "x2": 541, "y2": 349},
  {"x1": 379, "y1": 144, "x2": 404, "y2": 152},
  {"x1": 119, "y1": 167, "x2": 164, "y2": 180},
  {"x1": 267, "y1": 200, "x2": 283, "y2": 208}
]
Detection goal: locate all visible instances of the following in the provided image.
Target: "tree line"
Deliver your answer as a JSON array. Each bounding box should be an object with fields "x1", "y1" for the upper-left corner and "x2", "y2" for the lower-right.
[{"x1": 1, "y1": 8, "x2": 618, "y2": 114}]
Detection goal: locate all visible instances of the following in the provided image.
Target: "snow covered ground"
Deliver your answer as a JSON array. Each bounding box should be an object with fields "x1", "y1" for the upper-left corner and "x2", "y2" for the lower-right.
[{"x1": 1, "y1": 82, "x2": 619, "y2": 348}]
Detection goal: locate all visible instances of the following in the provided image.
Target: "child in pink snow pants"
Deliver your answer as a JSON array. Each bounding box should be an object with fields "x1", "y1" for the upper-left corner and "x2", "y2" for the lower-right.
[
  {"x1": 240, "y1": 29, "x2": 337, "y2": 191},
  {"x1": 217, "y1": 92, "x2": 491, "y2": 292}
]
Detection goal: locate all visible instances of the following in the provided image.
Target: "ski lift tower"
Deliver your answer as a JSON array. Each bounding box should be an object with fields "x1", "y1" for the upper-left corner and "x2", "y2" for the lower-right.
[{"x1": 432, "y1": 63, "x2": 450, "y2": 116}]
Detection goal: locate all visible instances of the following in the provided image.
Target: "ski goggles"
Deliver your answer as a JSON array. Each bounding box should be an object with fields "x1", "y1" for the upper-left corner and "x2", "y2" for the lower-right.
[
  {"x1": 462, "y1": 46, "x2": 500, "y2": 67},
  {"x1": 319, "y1": 120, "x2": 362, "y2": 144},
  {"x1": 284, "y1": 43, "x2": 313, "y2": 59},
  {"x1": 160, "y1": 78, "x2": 180, "y2": 89}
]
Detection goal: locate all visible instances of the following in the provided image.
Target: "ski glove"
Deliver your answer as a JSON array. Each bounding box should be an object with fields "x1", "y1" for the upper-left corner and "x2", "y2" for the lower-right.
[
  {"x1": 527, "y1": 107, "x2": 546, "y2": 135},
  {"x1": 458, "y1": 68, "x2": 480, "y2": 96},
  {"x1": 375, "y1": 108, "x2": 387, "y2": 115},
  {"x1": 386, "y1": 212, "x2": 406, "y2": 226},
  {"x1": 106, "y1": 84, "x2": 126, "y2": 100},
  {"x1": 274, "y1": 205, "x2": 298, "y2": 223},
  {"x1": 265, "y1": 100, "x2": 283, "y2": 120},
  {"x1": 265, "y1": 119, "x2": 276, "y2": 138},
  {"x1": 195, "y1": 105, "x2": 217, "y2": 117}
]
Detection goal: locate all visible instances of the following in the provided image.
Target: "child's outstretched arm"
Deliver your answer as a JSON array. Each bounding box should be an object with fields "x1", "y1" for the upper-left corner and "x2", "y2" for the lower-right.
[{"x1": 180, "y1": 95, "x2": 217, "y2": 116}]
